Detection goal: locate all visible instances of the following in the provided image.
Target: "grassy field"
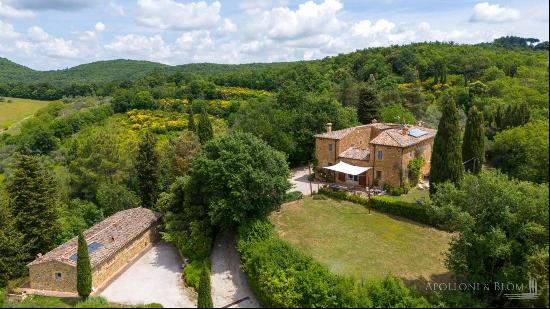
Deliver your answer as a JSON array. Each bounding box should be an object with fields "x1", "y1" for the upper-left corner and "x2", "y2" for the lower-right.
[
  {"x1": 0, "y1": 294, "x2": 162, "y2": 308},
  {"x1": 392, "y1": 187, "x2": 430, "y2": 203},
  {"x1": 270, "y1": 196, "x2": 452, "y2": 283},
  {"x1": 0, "y1": 97, "x2": 52, "y2": 131}
]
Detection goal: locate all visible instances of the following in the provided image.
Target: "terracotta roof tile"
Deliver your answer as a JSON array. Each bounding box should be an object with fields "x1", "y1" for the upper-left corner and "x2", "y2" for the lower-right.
[
  {"x1": 370, "y1": 126, "x2": 436, "y2": 147},
  {"x1": 28, "y1": 208, "x2": 160, "y2": 268},
  {"x1": 339, "y1": 147, "x2": 370, "y2": 160}
]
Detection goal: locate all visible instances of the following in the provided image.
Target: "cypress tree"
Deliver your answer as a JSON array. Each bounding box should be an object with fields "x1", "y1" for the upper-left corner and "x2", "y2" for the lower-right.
[
  {"x1": 188, "y1": 108, "x2": 196, "y2": 132},
  {"x1": 356, "y1": 84, "x2": 380, "y2": 124},
  {"x1": 0, "y1": 202, "x2": 28, "y2": 286},
  {"x1": 6, "y1": 155, "x2": 59, "y2": 256},
  {"x1": 135, "y1": 131, "x2": 160, "y2": 208},
  {"x1": 197, "y1": 109, "x2": 214, "y2": 144},
  {"x1": 495, "y1": 105, "x2": 504, "y2": 131},
  {"x1": 462, "y1": 106, "x2": 485, "y2": 174},
  {"x1": 429, "y1": 96, "x2": 463, "y2": 195},
  {"x1": 197, "y1": 263, "x2": 213, "y2": 308},
  {"x1": 76, "y1": 232, "x2": 92, "y2": 299}
]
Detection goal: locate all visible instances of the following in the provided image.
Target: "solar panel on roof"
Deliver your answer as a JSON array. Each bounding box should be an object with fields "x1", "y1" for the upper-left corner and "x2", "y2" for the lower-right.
[
  {"x1": 408, "y1": 128, "x2": 428, "y2": 138},
  {"x1": 69, "y1": 242, "x2": 102, "y2": 261}
]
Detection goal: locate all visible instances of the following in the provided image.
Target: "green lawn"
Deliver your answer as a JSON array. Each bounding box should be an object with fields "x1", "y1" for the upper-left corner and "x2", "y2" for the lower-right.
[
  {"x1": 270, "y1": 196, "x2": 452, "y2": 282},
  {"x1": 0, "y1": 97, "x2": 52, "y2": 131},
  {"x1": 392, "y1": 187, "x2": 430, "y2": 203},
  {"x1": 1, "y1": 295, "x2": 162, "y2": 308}
]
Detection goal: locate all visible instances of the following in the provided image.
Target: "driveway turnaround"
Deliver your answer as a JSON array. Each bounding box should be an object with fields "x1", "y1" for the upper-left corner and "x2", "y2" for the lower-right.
[
  {"x1": 211, "y1": 231, "x2": 260, "y2": 308},
  {"x1": 290, "y1": 166, "x2": 322, "y2": 196},
  {"x1": 100, "y1": 241, "x2": 195, "y2": 308}
]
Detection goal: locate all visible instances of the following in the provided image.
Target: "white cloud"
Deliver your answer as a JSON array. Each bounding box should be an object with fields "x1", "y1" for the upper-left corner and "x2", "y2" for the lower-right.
[
  {"x1": 108, "y1": 1, "x2": 124, "y2": 16},
  {"x1": 246, "y1": 0, "x2": 345, "y2": 40},
  {"x1": 470, "y1": 2, "x2": 520, "y2": 23},
  {"x1": 218, "y1": 18, "x2": 237, "y2": 34},
  {"x1": 27, "y1": 26, "x2": 49, "y2": 41},
  {"x1": 136, "y1": 0, "x2": 222, "y2": 31},
  {"x1": 95, "y1": 22, "x2": 106, "y2": 31},
  {"x1": 352, "y1": 19, "x2": 395, "y2": 38},
  {"x1": 15, "y1": 37, "x2": 79, "y2": 59},
  {"x1": 0, "y1": 20, "x2": 19, "y2": 38},
  {"x1": 0, "y1": 1, "x2": 36, "y2": 18},
  {"x1": 105, "y1": 34, "x2": 172, "y2": 59}
]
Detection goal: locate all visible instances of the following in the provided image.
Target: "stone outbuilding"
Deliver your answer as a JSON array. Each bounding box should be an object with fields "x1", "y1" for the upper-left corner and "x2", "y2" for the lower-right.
[{"x1": 27, "y1": 207, "x2": 160, "y2": 295}]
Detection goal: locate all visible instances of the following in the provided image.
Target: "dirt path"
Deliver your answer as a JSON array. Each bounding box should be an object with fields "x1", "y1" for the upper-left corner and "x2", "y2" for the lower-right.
[{"x1": 210, "y1": 231, "x2": 260, "y2": 308}]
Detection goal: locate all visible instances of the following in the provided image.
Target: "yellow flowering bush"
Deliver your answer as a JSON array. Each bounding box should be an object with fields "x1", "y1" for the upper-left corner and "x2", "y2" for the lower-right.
[
  {"x1": 217, "y1": 86, "x2": 272, "y2": 99},
  {"x1": 123, "y1": 109, "x2": 187, "y2": 133}
]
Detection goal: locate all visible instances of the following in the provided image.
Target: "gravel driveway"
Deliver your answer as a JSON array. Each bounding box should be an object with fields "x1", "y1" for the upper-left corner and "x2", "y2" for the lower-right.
[
  {"x1": 290, "y1": 166, "x2": 322, "y2": 196},
  {"x1": 211, "y1": 231, "x2": 260, "y2": 308},
  {"x1": 100, "y1": 241, "x2": 195, "y2": 308}
]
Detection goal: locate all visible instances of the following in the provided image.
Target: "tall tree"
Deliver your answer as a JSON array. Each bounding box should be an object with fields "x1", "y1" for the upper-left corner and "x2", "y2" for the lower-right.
[
  {"x1": 0, "y1": 199, "x2": 28, "y2": 287},
  {"x1": 188, "y1": 108, "x2": 196, "y2": 133},
  {"x1": 6, "y1": 155, "x2": 59, "y2": 256},
  {"x1": 197, "y1": 263, "x2": 213, "y2": 308},
  {"x1": 76, "y1": 232, "x2": 92, "y2": 299},
  {"x1": 356, "y1": 84, "x2": 380, "y2": 124},
  {"x1": 135, "y1": 131, "x2": 160, "y2": 208},
  {"x1": 429, "y1": 96, "x2": 463, "y2": 195},
  {"x1": 197, "y1": 109, "x2": 214, "y2": 144},
  {"x1": 462, "y1": 106, "x2": 485, "y2": 174}
]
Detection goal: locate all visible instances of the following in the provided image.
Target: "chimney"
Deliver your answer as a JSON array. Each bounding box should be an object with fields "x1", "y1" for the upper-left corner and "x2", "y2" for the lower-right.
[
  {"x1": 37, "y1": 253, "x2": 42, "y2": 259},
  {"x1": 416, "y1": 121, "x2": 424, "y2": 127},
  {"x1": 325, "y1": 123, "x2": 332, "y2": 133},
  {"x1": 371, "y1": 119, "x2": 378, "y2": 124},
  {"x1": 401, "y1": 125, "x2": 409, "y2": 135}
]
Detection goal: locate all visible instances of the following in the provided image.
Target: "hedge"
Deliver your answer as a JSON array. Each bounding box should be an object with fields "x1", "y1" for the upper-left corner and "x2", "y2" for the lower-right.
[
  {"x1": 236, "y1": 219, "x2": 430, "y2": 308},
  {"x1": 282, "y1": 191, "x2": 303, "y2": 203},
  {"x1": 317, "y1": 187, "x2": 431, "y2": 225}
]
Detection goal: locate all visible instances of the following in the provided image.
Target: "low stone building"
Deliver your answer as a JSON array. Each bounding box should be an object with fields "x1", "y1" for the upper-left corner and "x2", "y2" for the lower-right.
[
  {"x1": 27, "y1": 207, "x2": 160, "y2": 295},
  {"x1": 315, "y1": 121, "x2": 436, "y2": 188}
]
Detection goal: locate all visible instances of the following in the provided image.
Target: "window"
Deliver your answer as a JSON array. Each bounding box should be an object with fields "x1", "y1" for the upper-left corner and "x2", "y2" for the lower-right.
[
  {"x1": 328, "y1": 143, "x2": 333, "y2": 152},
  {"x1": 409, "y1": 151, "x2": 414, "y2": 158},
  {"x1": 376, "y1": 171, "x2": 383, "y2": 180},
  {"x1": 347, "y1": 174, "x2": 358, "y2": 181},
  {"x1": 366, "y1": 154, "x2": 371, "y2": 162},
  {"x1": 377, "y1": 150, "x2": 383, "y2": 160},
  {"x1": 54, "y1": 272, "x2": 62, "y2": 280}
]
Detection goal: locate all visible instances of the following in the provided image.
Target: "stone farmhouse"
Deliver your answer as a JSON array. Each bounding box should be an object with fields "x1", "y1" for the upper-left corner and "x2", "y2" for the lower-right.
[
  {"x1": 314, "y1": 121, "x2": 436, "y2": 188},
  {"x1": 27, "y1": 207, "x2": 160, "y2": 295}
]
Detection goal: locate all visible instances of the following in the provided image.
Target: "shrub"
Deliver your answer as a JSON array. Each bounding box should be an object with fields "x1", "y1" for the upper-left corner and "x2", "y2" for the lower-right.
[
  {"x1": 75, "y1": 296, "x2": 108, "y2": 308},
  {"x1": 407, "y1": 157, "x2": 425, "y2": 186},
  {"x1": 282, "y1": 191, "x2": 303, "y2": 203},
  {"x1": 318, "y1": 187, "x2": 431, "y2": 225},
  {"x1": 197, "y1": 263, "x2": 213, "y2": 308},
  {"x1": 183, "y1": 258, "x2": 210, "y2": 289}
]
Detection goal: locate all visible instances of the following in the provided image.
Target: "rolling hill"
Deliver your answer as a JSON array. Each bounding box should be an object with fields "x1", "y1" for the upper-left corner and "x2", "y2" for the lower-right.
[{"x1": 0, "y1": 58, "x2": 169, "y2": 86}]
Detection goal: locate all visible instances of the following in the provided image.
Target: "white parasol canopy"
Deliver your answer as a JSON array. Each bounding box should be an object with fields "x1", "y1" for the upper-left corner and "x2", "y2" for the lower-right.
[{"x1": 322, "y1": 161, "x2": 371, "y2": 175}]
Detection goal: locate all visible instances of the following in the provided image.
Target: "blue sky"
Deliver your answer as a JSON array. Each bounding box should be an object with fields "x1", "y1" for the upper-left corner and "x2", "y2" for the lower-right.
[{"x1": 0, "y1": 0, "x2": 548, "y2": 70}]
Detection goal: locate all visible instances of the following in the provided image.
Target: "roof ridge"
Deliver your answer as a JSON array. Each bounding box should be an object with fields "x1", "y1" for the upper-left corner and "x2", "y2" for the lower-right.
[{"x1": 386, "y1": 130, "x2": 403, "y2": 146}]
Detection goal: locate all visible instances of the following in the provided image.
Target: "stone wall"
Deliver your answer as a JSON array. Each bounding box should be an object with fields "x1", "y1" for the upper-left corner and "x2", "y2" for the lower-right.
[
  {"x1": 28, "y1": 224, "x2": 159, "y2": 294},
  {"x1": 371, "y1": 145, "x2": 405, "y2": 188},
  {"x1": 92, "y1": 224, "x2": 159, "y2": 289},
  {"x1": 315, "y1": 138, "x2": 339, "y2": 167},
  {"x1": 28, "y1": 261, "x2": 77, "y2": 293},
  {"x1": 338, "y1": 126, "x2": 372, "y2": 155}
]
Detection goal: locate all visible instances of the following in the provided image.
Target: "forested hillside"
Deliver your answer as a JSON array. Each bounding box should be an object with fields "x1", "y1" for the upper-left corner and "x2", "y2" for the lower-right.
[{"x1": 1, "y1": 37, "x2": 548, "y2": 307}]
